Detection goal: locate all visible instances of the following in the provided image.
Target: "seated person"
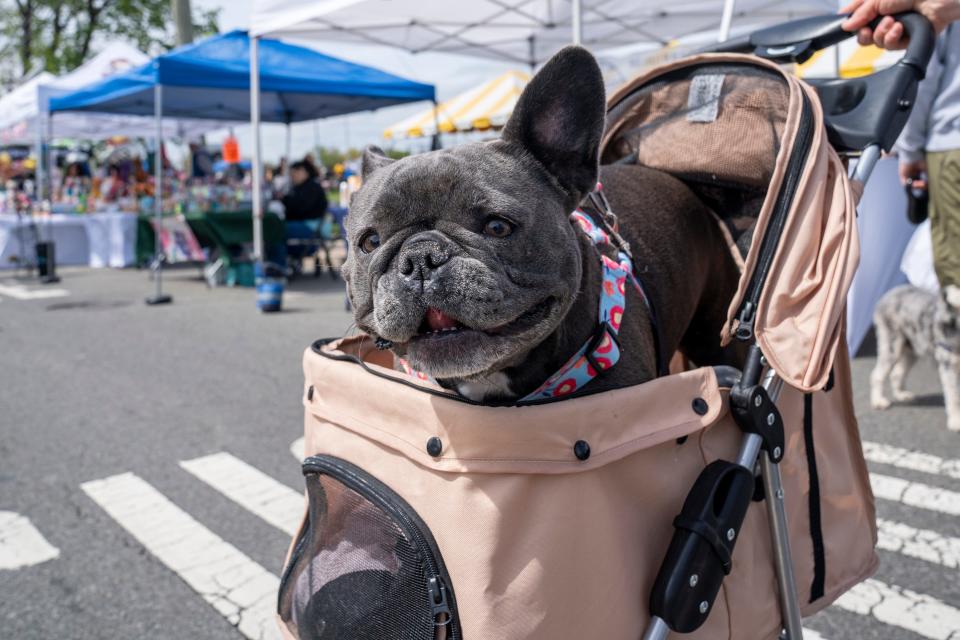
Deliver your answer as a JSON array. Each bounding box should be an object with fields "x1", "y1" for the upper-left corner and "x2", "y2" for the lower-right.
[
  {"x1": 280, "y1": 161, "x2": 329, "y2": 267},
  {"x1": 283, "y1": 161, "x2": 327, "y2": 222}
]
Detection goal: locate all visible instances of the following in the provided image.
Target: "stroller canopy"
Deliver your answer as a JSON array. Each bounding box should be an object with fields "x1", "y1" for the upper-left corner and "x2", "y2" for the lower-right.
[{"x1": 601, "y1": 55, "x2": 859, "y2": 391}]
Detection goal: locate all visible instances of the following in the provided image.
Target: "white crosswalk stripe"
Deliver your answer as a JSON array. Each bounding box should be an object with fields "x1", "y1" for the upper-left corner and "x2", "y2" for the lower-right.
[
  {"x1": 0, "y1": 511, "x2": 59, "y2": 569},
  {"x1": 864, "y1": 442, "x2": 960, "y2": 481},
  {"x1": 871, "y1": 472, "x2": 960, "y2": 516},
  {"x1": 180, "y1": 452, "x2": 303, "y2": 537},
  {"x1": 877, "y1": 517, "x2": 960, "y2": 570},
  {"x1": 835, "y1": 578, "x2": 960, "y2": 640},
  {"x1": 0, "y1": 283, "x2": 68, "y2": 300},
  {"x1": 290, "y1": 437, "x2": 304, "y2": 462},
  {"x1": 81, "y1": 472, "x2": 281, "y2": 640}
]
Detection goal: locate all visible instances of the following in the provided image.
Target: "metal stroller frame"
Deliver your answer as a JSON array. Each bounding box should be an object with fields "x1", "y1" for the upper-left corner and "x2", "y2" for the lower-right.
[{"x1": 641, "y1": 12, "x2": 935, "y2": 640}]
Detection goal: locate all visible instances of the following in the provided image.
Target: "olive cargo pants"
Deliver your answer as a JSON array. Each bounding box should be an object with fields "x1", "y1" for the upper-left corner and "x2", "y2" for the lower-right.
[{"x1": 928, "y1": 149, "x2": 960, "y2": 289}]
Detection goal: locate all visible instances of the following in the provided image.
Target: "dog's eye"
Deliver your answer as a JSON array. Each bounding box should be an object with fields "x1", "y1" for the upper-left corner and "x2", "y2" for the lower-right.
[
  {"x1": 483, "y1": 217, "x2": 514, "y2": 238},
  {"x1": 359, "y1": 231, "x2": 381, "y2": 254}
]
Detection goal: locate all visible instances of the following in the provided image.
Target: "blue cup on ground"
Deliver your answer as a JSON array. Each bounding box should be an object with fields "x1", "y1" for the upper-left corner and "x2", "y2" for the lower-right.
[{"x1": 255, "y1": 262, "x2": 285, "y2": 312}]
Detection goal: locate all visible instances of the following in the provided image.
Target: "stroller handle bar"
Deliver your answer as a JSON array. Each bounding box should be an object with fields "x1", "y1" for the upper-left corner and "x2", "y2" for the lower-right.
[
  {"x1": 700, "y1": 12, "x2": 936, "y2": 154},
  {"x1": 702, "y1": 12, "x2": 934, "y2": 70}
]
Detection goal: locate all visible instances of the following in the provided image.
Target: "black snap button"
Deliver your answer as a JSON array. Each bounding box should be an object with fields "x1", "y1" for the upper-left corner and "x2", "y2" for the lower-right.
[
  {"x1": 574, "y1": 440, "x2": 591, "y2": 461},
  {"x1": 426, "y1": 436, "x2": 443, "y2": 457},
  {"x1": 692, "y1": 398, "x2": 708, "y2": 415},
  {"x1": 307, "y1": 385, "x2": 314, "y2": 401}
]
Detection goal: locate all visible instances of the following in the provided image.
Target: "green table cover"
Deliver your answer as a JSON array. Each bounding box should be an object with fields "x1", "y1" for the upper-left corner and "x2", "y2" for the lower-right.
[{"x1": 136, "y1": 210, "x2": 285, "y2": 267}]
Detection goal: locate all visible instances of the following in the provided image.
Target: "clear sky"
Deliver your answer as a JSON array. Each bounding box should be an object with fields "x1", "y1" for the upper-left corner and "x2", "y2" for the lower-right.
[{"x1": 194, "y1": 0, "x2": 516, "y2": 163}]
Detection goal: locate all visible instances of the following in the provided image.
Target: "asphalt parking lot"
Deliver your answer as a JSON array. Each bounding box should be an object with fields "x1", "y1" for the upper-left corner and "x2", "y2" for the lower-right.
[{"x1": 1, "y1": 265, "x2": 958, "y2": 639}]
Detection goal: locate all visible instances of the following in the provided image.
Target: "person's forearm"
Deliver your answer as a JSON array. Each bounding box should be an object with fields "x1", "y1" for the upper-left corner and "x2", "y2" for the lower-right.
[{"x1": 947, "y1": 0, "x2": 960, "y2": 23}]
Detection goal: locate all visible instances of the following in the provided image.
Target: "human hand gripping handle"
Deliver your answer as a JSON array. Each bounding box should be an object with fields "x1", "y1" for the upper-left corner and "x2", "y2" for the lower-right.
[{"x1": 841, "y1": 0, "x2": 960, "y2": 48}]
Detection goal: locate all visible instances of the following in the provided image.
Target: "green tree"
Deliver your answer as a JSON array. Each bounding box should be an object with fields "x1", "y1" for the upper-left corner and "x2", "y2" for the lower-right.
[
  {"x1": 313, "y1": 145, "x2": 408, "y2": 169},
  {"x1": 1, "y1": 0, "x2": 219, "y2": 80}
]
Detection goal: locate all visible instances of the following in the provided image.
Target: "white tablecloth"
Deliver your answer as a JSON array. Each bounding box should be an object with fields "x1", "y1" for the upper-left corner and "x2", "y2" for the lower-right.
[
  {"x1": 0, "y1": 212, "x2": 138, "y2": 269},
  {"x1": 84, "y1": 213, "x2": 138, "y2": 268}
]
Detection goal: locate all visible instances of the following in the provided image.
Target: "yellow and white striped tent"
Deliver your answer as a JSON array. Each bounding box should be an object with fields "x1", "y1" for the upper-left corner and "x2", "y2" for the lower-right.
[
  {"x1": 795, "y1": 41, "x2": 904, "y2": 78},
  {"x1": 383, "y1": 70, "x2": 530, "y2": 140}
]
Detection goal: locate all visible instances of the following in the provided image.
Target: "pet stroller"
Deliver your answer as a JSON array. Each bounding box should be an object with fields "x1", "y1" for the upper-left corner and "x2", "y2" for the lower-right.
[{"x1": 277, "y1": 13, "x2": 936, "y2": 640}]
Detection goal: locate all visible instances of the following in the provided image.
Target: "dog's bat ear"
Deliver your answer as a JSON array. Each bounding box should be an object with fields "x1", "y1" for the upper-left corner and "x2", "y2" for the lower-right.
[
  {"x1": 362, "y1": 145, "x2": 396, "y2": 181},
  {"x1": 501, "y1": 46, "x2": 606, "y2": 211}
]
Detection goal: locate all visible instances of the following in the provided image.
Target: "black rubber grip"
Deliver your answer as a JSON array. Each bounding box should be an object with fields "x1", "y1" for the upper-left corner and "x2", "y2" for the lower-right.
[{"x1": 893, "y1": 12, "x2": 937, "y2": 76}]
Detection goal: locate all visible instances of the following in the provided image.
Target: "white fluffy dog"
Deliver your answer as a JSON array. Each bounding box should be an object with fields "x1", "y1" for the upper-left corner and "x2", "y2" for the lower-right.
[{"x1": 871, "y1": 284, "x2": 960, "y2": 432}]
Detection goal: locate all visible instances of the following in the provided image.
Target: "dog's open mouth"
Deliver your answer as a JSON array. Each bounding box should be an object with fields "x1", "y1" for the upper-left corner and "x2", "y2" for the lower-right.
[{"x1": 412, "y1": 298, "x2": 555, "y2": 342}]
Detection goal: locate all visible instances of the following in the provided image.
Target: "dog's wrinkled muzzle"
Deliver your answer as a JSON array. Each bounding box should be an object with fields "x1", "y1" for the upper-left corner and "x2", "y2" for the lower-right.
[{"x1": 396, "y1": 231, "x2": 455, "y2": 293}]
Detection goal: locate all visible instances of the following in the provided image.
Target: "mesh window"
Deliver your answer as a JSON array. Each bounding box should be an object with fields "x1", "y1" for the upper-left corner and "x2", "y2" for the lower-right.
[
  {"x1": 278, "y1": 466, "x2": 448, "y2": 640},
  {"x1": 602, "y1": 63, "x2": 792, "y2": 258}
]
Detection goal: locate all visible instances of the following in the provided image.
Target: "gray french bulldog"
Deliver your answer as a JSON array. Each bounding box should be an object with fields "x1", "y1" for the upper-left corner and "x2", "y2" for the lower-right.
[{"x1": 342, "y1": 46, "x2": 743, "y2": 402}]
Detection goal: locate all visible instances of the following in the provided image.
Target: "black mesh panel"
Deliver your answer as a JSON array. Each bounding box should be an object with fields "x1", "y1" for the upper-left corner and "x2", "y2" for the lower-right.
[{"x1": 279, "y1": 472, "x2": 437, "y2": 640}]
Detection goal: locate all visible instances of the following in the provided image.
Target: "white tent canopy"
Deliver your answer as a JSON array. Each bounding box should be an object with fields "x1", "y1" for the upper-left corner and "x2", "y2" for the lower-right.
[
  {"x1": 247, "y1": 0, "x2": 840, "y2": 261},
  {"x1": 251, "y1": 0, "x2": 839, "y2": 67},
  {"x1": 384, "y1": 70, "x2": 529, "y2": 140},
  {"x1": 0, "y1": 42, "x2": 216, "y2": 144}
]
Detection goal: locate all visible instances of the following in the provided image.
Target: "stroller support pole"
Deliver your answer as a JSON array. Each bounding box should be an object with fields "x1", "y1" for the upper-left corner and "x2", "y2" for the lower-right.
[
  {"x1": 762, "y1": 439, "x2": 804, "y2": 640},
  {"x1": 852, "y1": 144, "x2": 882, "y2": 185},
  {"x1": 757, "y1": 371, "x2": 804, "y2": 640},
  {"x1": 641, "y1": 617, "x2": 670, "y2": 640}
]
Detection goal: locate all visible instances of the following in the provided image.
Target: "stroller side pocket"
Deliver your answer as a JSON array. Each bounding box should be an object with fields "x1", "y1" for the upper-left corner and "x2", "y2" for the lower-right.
[{"x1": 278, "y1": 455, "x2": 461, "y2": 640}]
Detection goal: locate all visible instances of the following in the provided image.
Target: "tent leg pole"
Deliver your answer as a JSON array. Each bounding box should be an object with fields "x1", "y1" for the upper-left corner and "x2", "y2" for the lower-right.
[
  {"x1": 34, "y1": 116, "x2": 43, "y2": 203},
  {"x1": 40, "y1": 111, "x2": 59, "y2": 284},
  {"x1": 27, "y1": 111, "x2": 43, "y2": 277},
  {"x1": 431, "y1": 100, "x2": 442, "y2": 151},
  {"x1": 147, "y1": 83, "x2": 172, "y2": 305},
  {"x1": 46, "y1": 112, "x2": 54, "y2": 208},
  {"x1": 572, "y1": 0, "x2": 582, "y2": 45},
  {"x1": 250, "y1": 35, "x2": 264, "y2": 266},
  {"x1": 718, "y1": 0, "x2": 736, "y2": 42}
]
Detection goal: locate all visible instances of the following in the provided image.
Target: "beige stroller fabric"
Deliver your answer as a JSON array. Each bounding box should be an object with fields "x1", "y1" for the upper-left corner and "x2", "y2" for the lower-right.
[
  {"x1": 281, "y1": 336, "x2": 876, "y2": 639},
  {"x1": 278, "y1": 53, "x2": 877, "y2": 639},
  {"x1": 602, "y1": 54, "x2": 860, "y2": 392}
]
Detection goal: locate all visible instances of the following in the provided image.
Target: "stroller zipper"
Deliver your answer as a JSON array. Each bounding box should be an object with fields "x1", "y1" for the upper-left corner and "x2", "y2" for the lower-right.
[
  {"x1": 301, "y1": 455, "x2": 463, "y2": 640},
  {"x1": 735, "y1": 91, "x2": 814, "y2": 342}
]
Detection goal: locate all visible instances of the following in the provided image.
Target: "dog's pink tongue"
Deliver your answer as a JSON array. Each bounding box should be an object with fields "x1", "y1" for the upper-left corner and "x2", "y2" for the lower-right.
[{"x1": 426, "y1": 308, "x2": 459, "y2": 331}]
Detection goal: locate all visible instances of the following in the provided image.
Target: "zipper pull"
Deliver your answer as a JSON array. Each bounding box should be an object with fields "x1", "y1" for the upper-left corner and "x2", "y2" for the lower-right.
[
  {"x1": 736, "y1": 302, "x2": 756, "y2": 341},
  {"x1": 427, "y1": 575, "x2": 452, "y2": 625}
]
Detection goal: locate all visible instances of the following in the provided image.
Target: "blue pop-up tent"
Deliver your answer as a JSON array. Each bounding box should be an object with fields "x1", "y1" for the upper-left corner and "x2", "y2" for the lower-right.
[
  {"x1": 51, "y1": 30, "x2": 434, "y2": 303},
  {"x1": 49, "y1": 30, "x2": 435, "y2": 122}
]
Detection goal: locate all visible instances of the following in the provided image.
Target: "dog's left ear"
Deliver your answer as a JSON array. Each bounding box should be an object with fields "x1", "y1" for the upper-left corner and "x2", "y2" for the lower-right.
[
  {"x1": 501, "y1": 46, "x2": 606, "y2": 211},
  {"x1": 362, "y1": 145, "x2": 396, "y2": 181}
]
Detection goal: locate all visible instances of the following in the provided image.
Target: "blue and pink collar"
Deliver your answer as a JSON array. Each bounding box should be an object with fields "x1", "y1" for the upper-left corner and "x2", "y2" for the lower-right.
[{"x1": 517, "y1": 210, "x2": 652, "y2": 401}]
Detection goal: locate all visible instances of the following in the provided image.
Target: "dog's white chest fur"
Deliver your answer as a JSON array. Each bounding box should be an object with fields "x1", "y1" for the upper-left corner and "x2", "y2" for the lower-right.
[{"x1": 456, "y1": 372, "x2": 514, "y2": 402}]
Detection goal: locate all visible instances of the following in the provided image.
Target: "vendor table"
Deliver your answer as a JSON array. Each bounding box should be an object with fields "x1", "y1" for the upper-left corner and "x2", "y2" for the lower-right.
[
  {"x1": 0, "y1": 213, "x2": 138, "y2": 269},
  {"x1": 136, "y1": 210, "x2": 285, "y2": 267}
]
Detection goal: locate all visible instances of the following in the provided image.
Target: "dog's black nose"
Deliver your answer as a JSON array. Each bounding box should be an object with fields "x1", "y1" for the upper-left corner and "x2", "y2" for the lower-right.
[{"x1": 397, "y1": 236, "x2": 451, "y2": 283}]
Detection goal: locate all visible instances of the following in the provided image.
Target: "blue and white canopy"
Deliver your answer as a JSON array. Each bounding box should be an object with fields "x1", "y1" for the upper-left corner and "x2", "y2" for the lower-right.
[{"x1": 50, "y1": 30, "x2": 435, "y2": 123}]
